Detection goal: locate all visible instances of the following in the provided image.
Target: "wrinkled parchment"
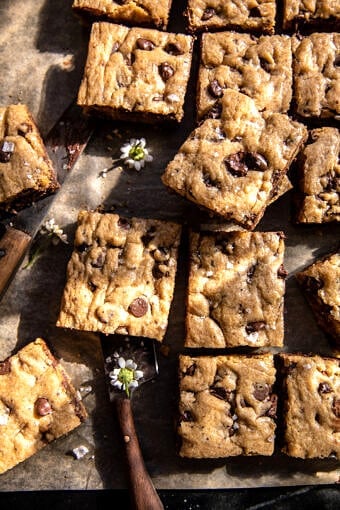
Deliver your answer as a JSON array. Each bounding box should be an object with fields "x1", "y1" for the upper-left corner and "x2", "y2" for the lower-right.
[{"x1": 0, "y1": 0, "x2": 339, "y2": 490}]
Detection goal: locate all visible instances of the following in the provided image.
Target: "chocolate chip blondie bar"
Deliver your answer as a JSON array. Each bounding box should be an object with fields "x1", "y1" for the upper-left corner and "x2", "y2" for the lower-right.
[
  {"x1": 296, "y1": 127, "x2": 339, "y2": 224},
  {"x1": 57, "y1": 211, "x2": 181, "y2": 342},
  {"x1": 77, "y1": 22, "x2": 193, "y2": 123},
  {"x1": 283, "y1": 0, "x2": 340, "y2": 30},
  {"x1": 0, "y1": 104, "x2": 59, "y2": 212},
  {"x1": 178, "y1": 353, "x2": 277, "y2": 458},
  {"x1": 279, "y1": 353, "x2": 340, "y2": 459},
  {"x1": 185, "y1": 0, "x2": 276, "y2": 34},
  {"x1": 162, "y1": 90, "x2": 307, "y2": 229},
  {"x1": 198, "y1": 32, "x2": 292, "y2": 120},
  {"x1": 296, "y1": 252, "x2": 340, "y2": 346},
  {"x1": 73, "y1": 0, "x2": 173, "y2": 29},
  {"x1": 185, "y1": 230, "x2": 286, "y2": 348},
  {"x1": 292, "y1": 32, "x2": 340, "y2": 119},
  {"x1": 0, "y1": 338, "x2": 87, "y2": 475}
]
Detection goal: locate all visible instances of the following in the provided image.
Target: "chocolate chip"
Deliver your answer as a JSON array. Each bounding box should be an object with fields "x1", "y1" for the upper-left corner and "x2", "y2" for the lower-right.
[
  {"x1": 180, "y1": 410, "x2": 194, "y2": 422},
  {"x1": 118, "y1": 217, "x2": 131, "y2": 230},
  {"x1": 0, "y1": 359, "x2": 10, "y2": 375},
  {"x1": 224, "y1": 151, "x2": 267, "y2": 177},
  {"x1": 205, "y1": 102, "x2": 222, "y2": 119},
  {"x1": 136, "y1": 38, "x2": 155, "y2": 51},
  {"x1": 128, "y1": 297, "x2": 148, "y2": 317},
  {"x1": 247, "y1": 264, "x2": 257, "y2": 283},
  {"x1": 278, "y1": 264, "x2": 288, "y2": 279},
  {"x1": 332, "y1": 397, "x2": 340, "y2": 418},
  {"x1": 91, "y1": 253, "x2": 105, "y2": 268},
  {"x1": 76, "y1": 242, "x2": 90, "y2": 253},
  {"x1": 249, "y1": 6, "x2": 261, "y2": 17},
  {"x1": 159, "y1": 62, "x2": 175, "y2": 81},
  {"x1": 88, "y1": 281, "x2": 98, "y2": 292},
  {"x1": 184, "y1": 363, "x2": 196, "y2": 376},
  {"x1": 253, "y1": 383, "x2": 270, "y2": 401},
  {"x1": 111, "y1": 42, "x2": 120, "y2": 54},
  {"x1": 287, "y1": 362, "x2": 297, "y2": 374},
  {"x1": 259, "y1": 57, "x2": 271, "y2": 72},
  {"x1": 152, "y1": 265, "x2": 166, "y2": 279},
  {"x1": 164, "y1": 43, "x2": 183, "y2": 56},
  {"x1": 35, "y1": 397, "x2": 52, "y2": 416},
  {"x1": 201, "y1": 7, "x2": 215, "y2": 20},
  {"x1": 0, "y1": 140, "x2": 15, "y2": 163},
  {"x1": 203, "y1": 173, "x2": 220, "y2": 189},
  {"x1": 210, "y1": 386, "x2": 234, "y2": 402},
  {"x1": 334, "y1": 55, "x2": 340, "y2": 67},
  {"x1": 208, "y1": 79, "x2": 223, "y2": 98},
  {"x1": 266, "y1": 394, "x2": 278, "y2": 418},
  {"x1": 318, "y1": 382, "x2": 333, "y2": 394},
  {"x1": 141, "y1": 226, "x2": 156, "y2": 245},
  {"x1": 246, "y1": 321, "x2": 266, "y2": 334},
  {"x1": 0, "y1": 249, "x2": 6, "y2": 259}
]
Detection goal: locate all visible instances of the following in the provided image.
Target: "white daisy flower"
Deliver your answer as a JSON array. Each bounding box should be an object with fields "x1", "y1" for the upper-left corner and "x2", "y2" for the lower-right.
[
  {"x1": 109, "y1": 356, "x2": 144, "y2": 397},
  {"x1": 120, "y1": 138, "x2": 153, "y2": 171}
]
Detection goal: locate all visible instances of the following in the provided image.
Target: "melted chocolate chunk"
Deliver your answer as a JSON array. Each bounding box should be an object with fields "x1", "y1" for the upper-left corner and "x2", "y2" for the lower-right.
[
  {"x1": 136, "y1": 38, "x2": 155, "y2": 51},
  {"x1": 259, "y1": 57, "x2": 271, "y2": 72},
  {"x1": 208, "y1": 79, "x2": 223, "y2": 98},
  {"x1": 278, "y1": 264, "x2": 288, "y2": 279},
  {"x1": 224, "y1": 151, "x2": 268, "y2": 177},
  {"x1": 118, "y1": 217, "x2": 131, "y2": 230},
  {"x1": 247, "y1": 264, "x2": 257, "y2": 283},
  {"x1": 253, "y1": 383, "x2": 270, "y2": 401},
  {"x1": 128, "y1": 297, "x2": 148, "y2": 317},
  {"x1": 164, "y1": 43, "x2": 183, "y2": 56},
  {"x1": 246, "y1": 321, "x2": 266, "y2": 334},
  {"x1": 318, "y1": 382, "x2": 332, "y2": 394},
  {"x1": 91, "y1": 253, "x2": 105, "y2": 268},
  {"x1": 0, "y1": 140, "x2": 15, "y2": 163},
  {"x1": 303, "y1": 276, "x2": 324, "y2": 293},
  {"x1": 266, "y1": 394, "x2": 278, "y2": 418},
  {"x1": 210, "y1": 386, "x2": 234, "y2": 402},
  {"x1": 332, "y1": 397, "x2": 340, "y2": 418},
  {"x1": 159, "y1": 62, "x2": 175, "y2": 81},
  {"x1": 184, "y1": 363, "x2": 196, "y2": 376},
  {"x1": 0, "y1": 359, "x2": 10, "y2": 375},
  {"x1": 334, "y1": 55, "x2": 340, "y2": 67},
  {"x1": 180, "y1": 410, "x2": 194, "y2": 422},
  {"x1": 35, "y1": 397, "x2": 52, "y2": 416},
  {"x1": 249, "y1": 6, "x2": 261, "y2": 17},
  {"x1": 76, "y1": 242, "x2": 90, "y2": 253},
  {"x1": 201, "y1": 7, "x2": 216, "y2": 20},
  {"x1": 203, "y1": 172, "x2": 220, "y2": 189}
]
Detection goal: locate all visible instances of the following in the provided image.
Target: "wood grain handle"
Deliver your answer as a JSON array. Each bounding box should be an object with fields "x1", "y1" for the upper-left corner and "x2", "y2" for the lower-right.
[
  {"x1": 116, "y1": 398, "x2": 164, "y2": 510},
  {"x1": 0, "y1": 227, "x2": 31, "y2": 298}
]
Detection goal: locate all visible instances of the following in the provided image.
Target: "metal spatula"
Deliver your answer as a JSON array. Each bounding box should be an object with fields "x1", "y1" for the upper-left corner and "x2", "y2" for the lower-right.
[{"x1": 102, "y1": 334, "x2": 164, "y2": 510}]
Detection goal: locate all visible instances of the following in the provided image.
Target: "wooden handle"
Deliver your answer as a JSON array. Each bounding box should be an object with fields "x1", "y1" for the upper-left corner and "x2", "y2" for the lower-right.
[
  {"x1": 116, "y1": 398, "x2": 164, "y2": 510},
  {"x1": 0, "y1": 227, "x2": 31, "y2": 297}
]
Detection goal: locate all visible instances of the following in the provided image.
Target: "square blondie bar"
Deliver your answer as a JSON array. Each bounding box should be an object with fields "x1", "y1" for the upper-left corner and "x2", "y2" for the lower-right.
[
  {"x1": 0, "y1": 338, "x2": 87, "y2": 475},
  {"x1": 185, "y1": 230, "x2": 286, "y2": 348},
  {"x1": 0, "y1": 104, "x2": 58, "y2": 212},
  {"x1": 283, "y1": 0, "x2": 340, "y2": 30},
  {"x1": 296, "y1": 252, "x2": 340, "y2": 346},
  {"x1": 198, "y1": 32, "x2": 292, "y2": 120},
  {"x1": 77, "y1": 22, "x2": 193, "y2": 123},
  {"x1": 73, "y1": 0, "x2": 173, "y2": 29},
  {"x1": 57, "y1": 211, "x2": 182, "y2": 342},
  {"x1": 162, "y1": 90, "x2": 307, "y2": 229},
  {"x1": 279, "y1": 353, "x2": 340, "y2": 459},
  {"x1": 296, "y1": 127, "x2": 339, "y2": 224},
  {"x1": 185, "y1": 0, "x2": 276, "y2": 33},
  {"x1": 178, "y1": 353, "x2": 277, "y2": 458},
  {"x1": 293, "y1": 33, "x2": 340, "y2": 119}
]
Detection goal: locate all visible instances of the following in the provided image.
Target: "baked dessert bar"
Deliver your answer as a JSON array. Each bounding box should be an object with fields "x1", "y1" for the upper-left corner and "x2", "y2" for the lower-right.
[
  {"x1": 0, "y1": 338, "x2": 87, "y2": 475},
  {"x1": 178, "y1": 353, "x2": 277, "y2": 458},
  {"x1": 296, "y1": 127, "x2": 339, "y2": 224},
  {"x1": 0, "y1": 104, "x2": 59, "y2": 212},
  {"x1": 292, "y1": 33, "x2": 340, "y2": 119},
  {"x1": 162, "y1": 90, "x2": 307, "y2": 229},
  {"x1": 185, "y1": 230, "x2": 286, "y2": 348},
  {"x1": 185, "y1": 0, "x2": 276, "y2": 34},
  {"x1": 77, "y1": 22, "x2": 193, "y2": 123},
  {"x1": 73, "y1": 0, "x2": 173, "y2": 29},
  {"x1": 296, "y1": 252, "x2": 340, "y2": 346},
  {"x1": 279, "y1": 353, "x2": 340, "y2": 459},
  {"x1": 57, "y1": 211, "x2": 181, "y2": 342},
  {"x1": 198, "y1": 32, "x2": 292, "y2": 120},
  {"x1": 283, "y1": 0, "x2": 340, "y2": 30}
]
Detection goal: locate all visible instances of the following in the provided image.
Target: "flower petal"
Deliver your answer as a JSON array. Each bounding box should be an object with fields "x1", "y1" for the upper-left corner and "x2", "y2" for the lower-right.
[
  {"x1": 134, "y1": 370, "x2": 143, "y2": 380},
  {"x1": 118, "y1": 357, "x2": 126, "y2": 368}
]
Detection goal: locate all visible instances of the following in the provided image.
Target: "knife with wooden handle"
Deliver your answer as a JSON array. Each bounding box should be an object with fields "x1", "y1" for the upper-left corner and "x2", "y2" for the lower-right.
[{"x1": 0, "y1": 103, "x2": 94, "y2": 300}]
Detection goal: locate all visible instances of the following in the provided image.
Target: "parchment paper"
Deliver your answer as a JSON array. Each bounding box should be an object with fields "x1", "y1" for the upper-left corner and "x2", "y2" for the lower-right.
[{"x1": 0, "y1": 0, "x2": 339, "y2": 491}]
